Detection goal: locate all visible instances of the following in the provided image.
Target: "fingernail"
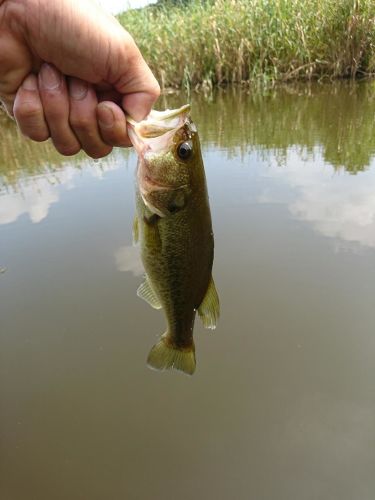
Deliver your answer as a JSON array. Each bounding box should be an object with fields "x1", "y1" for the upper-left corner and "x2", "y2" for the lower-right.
[
  {"x1": 69, "y1": 79, "x2": 88, "y2": 100},
  {"x1": 22, "y1": 74, "x2": 37, "y2": 91},
  {"x1": 40, "y1": 63, "x2": 61, "y2": 90},
  {"x1": 98, "y1": 105, "x2": 114, "y2": 128}
]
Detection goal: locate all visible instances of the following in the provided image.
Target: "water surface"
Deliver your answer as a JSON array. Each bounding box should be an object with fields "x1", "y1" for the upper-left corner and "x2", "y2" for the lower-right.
[{"x1": 1, "y1": 82, "x2": 375, "y2": 500}]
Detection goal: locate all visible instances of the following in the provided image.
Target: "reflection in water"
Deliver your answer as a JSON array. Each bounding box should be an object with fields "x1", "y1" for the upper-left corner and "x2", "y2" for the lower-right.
[
  {"x1": 189, "y1": 81, "x2": 375, "y2": 174},
  {"x1": 260, "y1": 149, "x2": 375, "y2": 250},
  {"x1": 0, "y1": 170, "x2": 69, "y2": 225},
  {"x1": 114, "y1": 244, "x2": 144, "y2": 276},
  {"x1": 0, "y1": 158, "x2": 120, "y2": 225},
  {"x1": 2, "y1": 82, "x2": 375, "y2": 250},
  {"x1": 1, "y1": 83, "x2": 375, "y2": 500},
  {"x1": 0, "y1": 113, "x2": 130, "y2": 194},
  {"x1": 130, "y1": 105, "x2": 219, "y2": 375},
  {"x1": 0, "y1": 113, "x2": 72, "y2": 191},
  {"x1": 2, "y1": 81, "x2": 375, "y2": 189}
]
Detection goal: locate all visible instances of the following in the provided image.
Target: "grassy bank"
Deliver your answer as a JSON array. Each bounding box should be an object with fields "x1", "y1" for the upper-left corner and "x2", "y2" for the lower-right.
[{"x1": 119, "y1": 0, "x2": 375, "y2": 90}]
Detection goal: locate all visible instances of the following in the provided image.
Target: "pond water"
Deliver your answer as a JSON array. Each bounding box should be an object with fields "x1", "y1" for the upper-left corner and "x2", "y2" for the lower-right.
[{"x1": 1, "y1": 82, "x2": 375, "y2": 500}]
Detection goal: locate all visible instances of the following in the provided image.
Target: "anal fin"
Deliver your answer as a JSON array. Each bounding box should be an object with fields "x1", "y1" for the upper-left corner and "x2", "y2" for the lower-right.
[
  {"x1": 137, "y1": 275, "x2": 162, "y2": 310},
  {"x1": 198, "y1": 276, "x2": 220, "y2": 329}
]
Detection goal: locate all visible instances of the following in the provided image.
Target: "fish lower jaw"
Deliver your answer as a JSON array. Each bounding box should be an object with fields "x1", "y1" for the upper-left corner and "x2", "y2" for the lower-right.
[
  {"x1": 137, "y1": 164, "x2": 175, "y2": 192},
  {"x1": 140, "y1": 175, "x2": 171, "y2": 191}
]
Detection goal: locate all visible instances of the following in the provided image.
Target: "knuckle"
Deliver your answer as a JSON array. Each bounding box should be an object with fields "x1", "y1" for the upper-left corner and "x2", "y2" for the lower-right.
[
  {"x1": 86, "y1": 146, "x2": 112, "y2": 159},
  {"x1": 14, "y1": 101, "x2": 42, "y2": 122},
  {"x1": 27, "y1": 130, "x2": 49, "y2": 142},
  {"x1": 101, "y1": 130, "x2": 129, "y2": 148},
  {"x1": 69, "y1": 114, "x2": 91, "y2": 132},
  {"x1": 54, "y1": 142, "x2": 81, "y2": 156},
  {"x1": 150, "y1": 81, "x2": 161, "y2": 100}
]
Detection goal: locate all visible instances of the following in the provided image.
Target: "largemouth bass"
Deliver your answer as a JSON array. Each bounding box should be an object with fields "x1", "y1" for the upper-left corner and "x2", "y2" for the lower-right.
[{"x1": 127, "y1": 104, "x2": 219, "y2": 375}]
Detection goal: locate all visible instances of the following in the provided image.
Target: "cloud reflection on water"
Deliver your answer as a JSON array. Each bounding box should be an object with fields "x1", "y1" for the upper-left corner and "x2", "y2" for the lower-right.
[
  {"x1": 114, "y1": 244, "x2": 144, "y2": 276},
  {"x1": 0, "y1": 161, "x2": 119, "y2": 225},
  {"x1": 261, "y1": 148, "x2": 375, "y2": 251},
  {"x1": 2, "y1": 82, "x2": 375, "y2": 253}
]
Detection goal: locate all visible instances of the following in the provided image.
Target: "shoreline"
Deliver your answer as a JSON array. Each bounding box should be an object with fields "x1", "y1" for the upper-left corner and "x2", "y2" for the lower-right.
[{"x1": 118, "y1": 0, "x2": 375, "y2": 90}]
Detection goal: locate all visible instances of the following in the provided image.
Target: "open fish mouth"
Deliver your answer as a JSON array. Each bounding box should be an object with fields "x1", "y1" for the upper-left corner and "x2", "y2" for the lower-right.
[{"x1": 127, "y1": 104, "x2": 191, "y2": 155}]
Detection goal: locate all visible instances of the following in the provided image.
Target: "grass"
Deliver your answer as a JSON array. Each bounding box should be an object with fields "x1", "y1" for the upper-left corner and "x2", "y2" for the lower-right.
[{"x1": 119, "y1": 0, "x2": 375, "y2": 90}]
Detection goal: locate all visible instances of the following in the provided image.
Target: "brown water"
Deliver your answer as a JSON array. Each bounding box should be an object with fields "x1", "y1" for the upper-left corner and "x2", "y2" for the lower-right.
[{"x1": 1, "y1": 82, "x2": 375, "y2": 500}]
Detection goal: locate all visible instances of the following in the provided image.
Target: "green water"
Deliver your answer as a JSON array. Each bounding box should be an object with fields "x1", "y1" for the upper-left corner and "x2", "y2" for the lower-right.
[{"x1": 1, "y1": 82, "x2": 375, "y2": 500}]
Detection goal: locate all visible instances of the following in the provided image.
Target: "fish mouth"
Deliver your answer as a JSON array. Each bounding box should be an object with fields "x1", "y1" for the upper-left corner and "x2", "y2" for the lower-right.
[{"x1": 127, "y1": 104, "x2": 191, "y2": 155}]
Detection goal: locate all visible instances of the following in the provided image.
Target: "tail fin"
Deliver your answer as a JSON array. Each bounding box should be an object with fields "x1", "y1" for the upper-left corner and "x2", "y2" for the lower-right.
[{"x1": 147, "y1": 334, "x2": 196, "y2": 375}]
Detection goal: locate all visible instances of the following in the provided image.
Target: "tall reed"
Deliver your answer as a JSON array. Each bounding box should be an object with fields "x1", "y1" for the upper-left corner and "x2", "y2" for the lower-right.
[{"x1": 119, "y1": 0, "x2": 375, "y2": 89}]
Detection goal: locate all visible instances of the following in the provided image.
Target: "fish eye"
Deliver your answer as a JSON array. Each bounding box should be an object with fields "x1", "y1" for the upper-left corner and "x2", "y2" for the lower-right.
[{"x1": 177, "y1": 141, "x2": 193, "y2": 161}]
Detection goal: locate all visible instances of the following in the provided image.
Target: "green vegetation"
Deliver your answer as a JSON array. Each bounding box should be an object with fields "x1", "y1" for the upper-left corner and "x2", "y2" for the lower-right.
[
  {"x1": 119, "y1": 0, "x2": 375, "y2": 90},
  {"x1": 2, "y1": 81, "x2": 375, "y2": 193}
]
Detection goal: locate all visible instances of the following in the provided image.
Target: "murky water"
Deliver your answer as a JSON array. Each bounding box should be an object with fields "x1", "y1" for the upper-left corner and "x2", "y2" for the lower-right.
[{"x1": 1, "y1": 82, "x2": 375, "y2": 500}]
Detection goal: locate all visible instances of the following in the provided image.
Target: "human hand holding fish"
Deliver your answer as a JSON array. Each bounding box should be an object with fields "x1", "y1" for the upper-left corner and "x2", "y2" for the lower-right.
[
  {"x1": 0, "y1": 0, "x2": 160, "y2": 158},
  {"x1": 127, "y1": 105, "x2": 220, "y2": 375}
]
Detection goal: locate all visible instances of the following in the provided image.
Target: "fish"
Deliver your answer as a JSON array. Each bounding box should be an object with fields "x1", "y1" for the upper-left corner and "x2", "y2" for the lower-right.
[{"x1": 127, "y1": 104, "x2": 219, "y2": 375}]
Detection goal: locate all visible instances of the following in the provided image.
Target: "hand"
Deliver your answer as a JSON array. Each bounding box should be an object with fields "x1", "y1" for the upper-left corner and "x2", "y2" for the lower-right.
[{"x1": 0, "y1": 0, "x2": 160, "y2": 158}]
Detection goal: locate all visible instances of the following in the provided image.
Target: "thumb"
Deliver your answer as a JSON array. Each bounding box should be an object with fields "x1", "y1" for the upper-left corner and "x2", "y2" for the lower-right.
[
  {"x1": 115, "y1": 53, "x2": 160, "y2": 121},
  {"x1": 122, "y1": 91, "x2": 159, "y2": 122}
]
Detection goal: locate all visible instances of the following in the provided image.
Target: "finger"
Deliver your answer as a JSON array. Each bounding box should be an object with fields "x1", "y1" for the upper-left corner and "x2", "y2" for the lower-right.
[
  {"x1": 68, "y1": 77, "x2": 112, "y2": 159},
  {"x1": 97, "y1": 101, "x2": 131, "y2": 148},
  {"x1": 122, "y1": 90, "x2": 159, "y2": 123},
  {"x1": 13, "y1": 74, "x2": 49, "y2": 142},
  {"x1": 118, "y1": 57, "x2": 160, "y2": 121},
  {"x1": 111, "y1": 42, "x2": 160, "y2": 120},
  {"x1": 38, "y1": 63, "x2": 81, "y2": 156}
]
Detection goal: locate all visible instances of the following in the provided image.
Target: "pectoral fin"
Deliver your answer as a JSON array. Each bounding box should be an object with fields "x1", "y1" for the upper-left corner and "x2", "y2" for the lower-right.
[
  {"x1": 133, "y1": 216, "x2": 139, "y2": 244},
  {"x1": 198, "y1": 276, "x2": 220, "y2": 329},
  {"x1": 137, "y1": 275, "x2": 162, "y2": 310}
]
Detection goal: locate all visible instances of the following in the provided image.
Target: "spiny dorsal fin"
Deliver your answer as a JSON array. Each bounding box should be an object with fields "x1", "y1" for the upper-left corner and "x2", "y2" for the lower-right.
[
  {"x1": 133, "y1": 216, "x2": 139, "y2": 244},
  {"x1": 198, "y1": 276, "x2": 220, "y2": 329},
  {"x1": 147, "y1": 334, "x2": 196, "y2": 375},
  {"x1": 137, "y1": 275, "x2": 162, "y2": 310}
]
